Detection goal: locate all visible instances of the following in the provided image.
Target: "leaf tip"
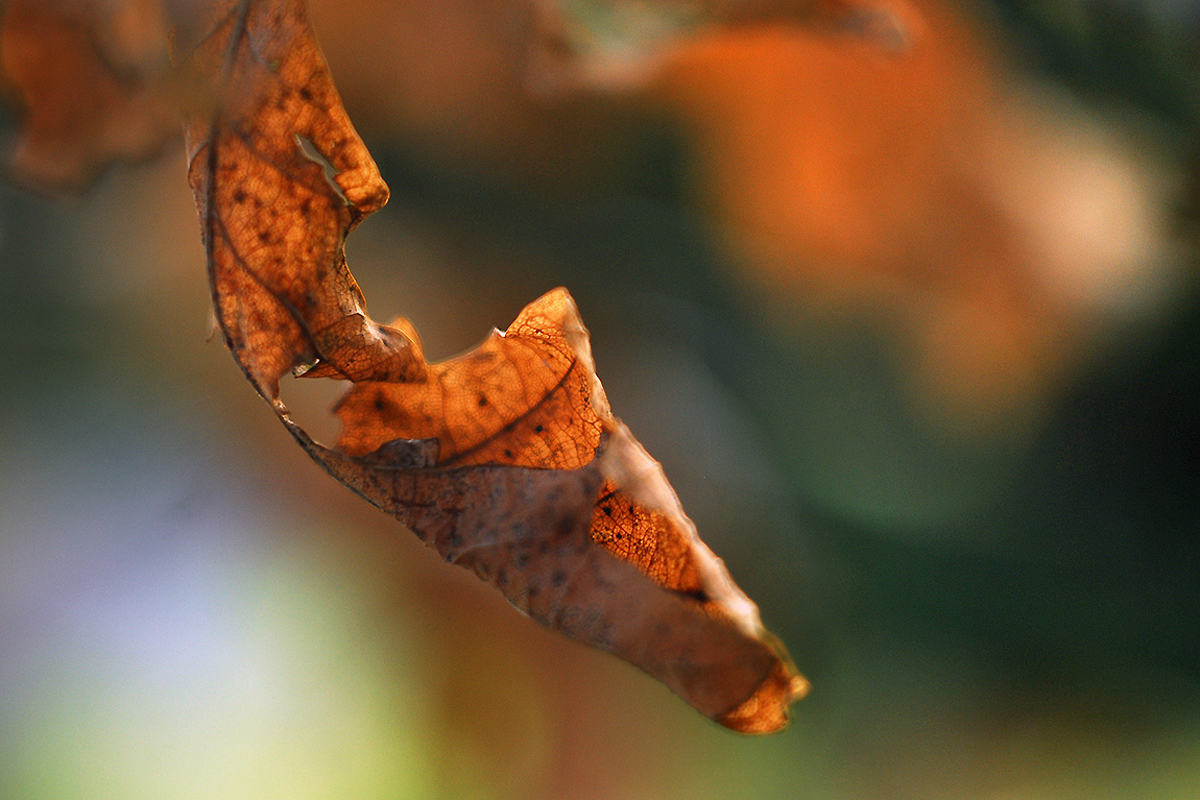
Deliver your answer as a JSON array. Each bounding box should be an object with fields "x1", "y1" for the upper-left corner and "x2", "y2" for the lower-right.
[{"x1": 718, "y1": 661, "x2": 810, "y2": 734}]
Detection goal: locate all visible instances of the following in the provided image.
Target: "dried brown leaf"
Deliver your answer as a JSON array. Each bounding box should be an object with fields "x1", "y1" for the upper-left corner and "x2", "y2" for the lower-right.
[
  {"x1": 0, "y1": 0, "x2": 180, "y2": 190},
  {"x1": 182, "y1": 0, "x2": 806, "y2": 732}
]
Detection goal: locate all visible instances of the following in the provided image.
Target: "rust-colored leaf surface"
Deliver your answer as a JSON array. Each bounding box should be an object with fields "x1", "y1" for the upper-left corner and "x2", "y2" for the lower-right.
[
  {"x1": 0, "y1": 0, "x2": 180, "y2": 190},
  {"x1": 182, "y1": 0, "x2": 806, "y2": 732}
]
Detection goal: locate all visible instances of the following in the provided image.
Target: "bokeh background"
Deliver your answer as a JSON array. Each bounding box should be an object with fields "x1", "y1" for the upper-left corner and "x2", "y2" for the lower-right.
[{"x1": 2, "y1": 0, "x2": 1199, "y2": 797}]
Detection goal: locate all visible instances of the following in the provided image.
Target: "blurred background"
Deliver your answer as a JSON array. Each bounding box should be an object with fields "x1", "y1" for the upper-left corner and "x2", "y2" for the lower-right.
[{"x1": 1, "y1": 0, "x2": 1198, "y2": 797}]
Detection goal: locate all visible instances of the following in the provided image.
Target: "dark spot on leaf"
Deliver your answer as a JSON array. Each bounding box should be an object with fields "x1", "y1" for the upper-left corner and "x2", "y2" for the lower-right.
[{"x1": 554, "y1": 516, "x2": 574, "y2": 539}]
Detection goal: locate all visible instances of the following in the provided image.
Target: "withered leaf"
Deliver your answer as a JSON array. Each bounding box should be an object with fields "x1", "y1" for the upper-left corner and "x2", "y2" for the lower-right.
[
  {"x1": 0, "y1": 0, "x2": 180, "y2": 190},
  {"x1": 182, "y1": 0, "x2": 806, "y2": 732}
]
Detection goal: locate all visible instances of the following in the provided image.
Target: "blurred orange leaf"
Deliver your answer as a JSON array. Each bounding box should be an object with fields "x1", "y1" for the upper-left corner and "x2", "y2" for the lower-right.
[
  {"x1": 181, "y1": 0, "x2": 806, "y2": 733},
  {"x1": 648, "y1": 0, "x2": 1107, "y2": 431},
  {"x1": 0, "y1": 0, "x2": 180, "y2": 190}
]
